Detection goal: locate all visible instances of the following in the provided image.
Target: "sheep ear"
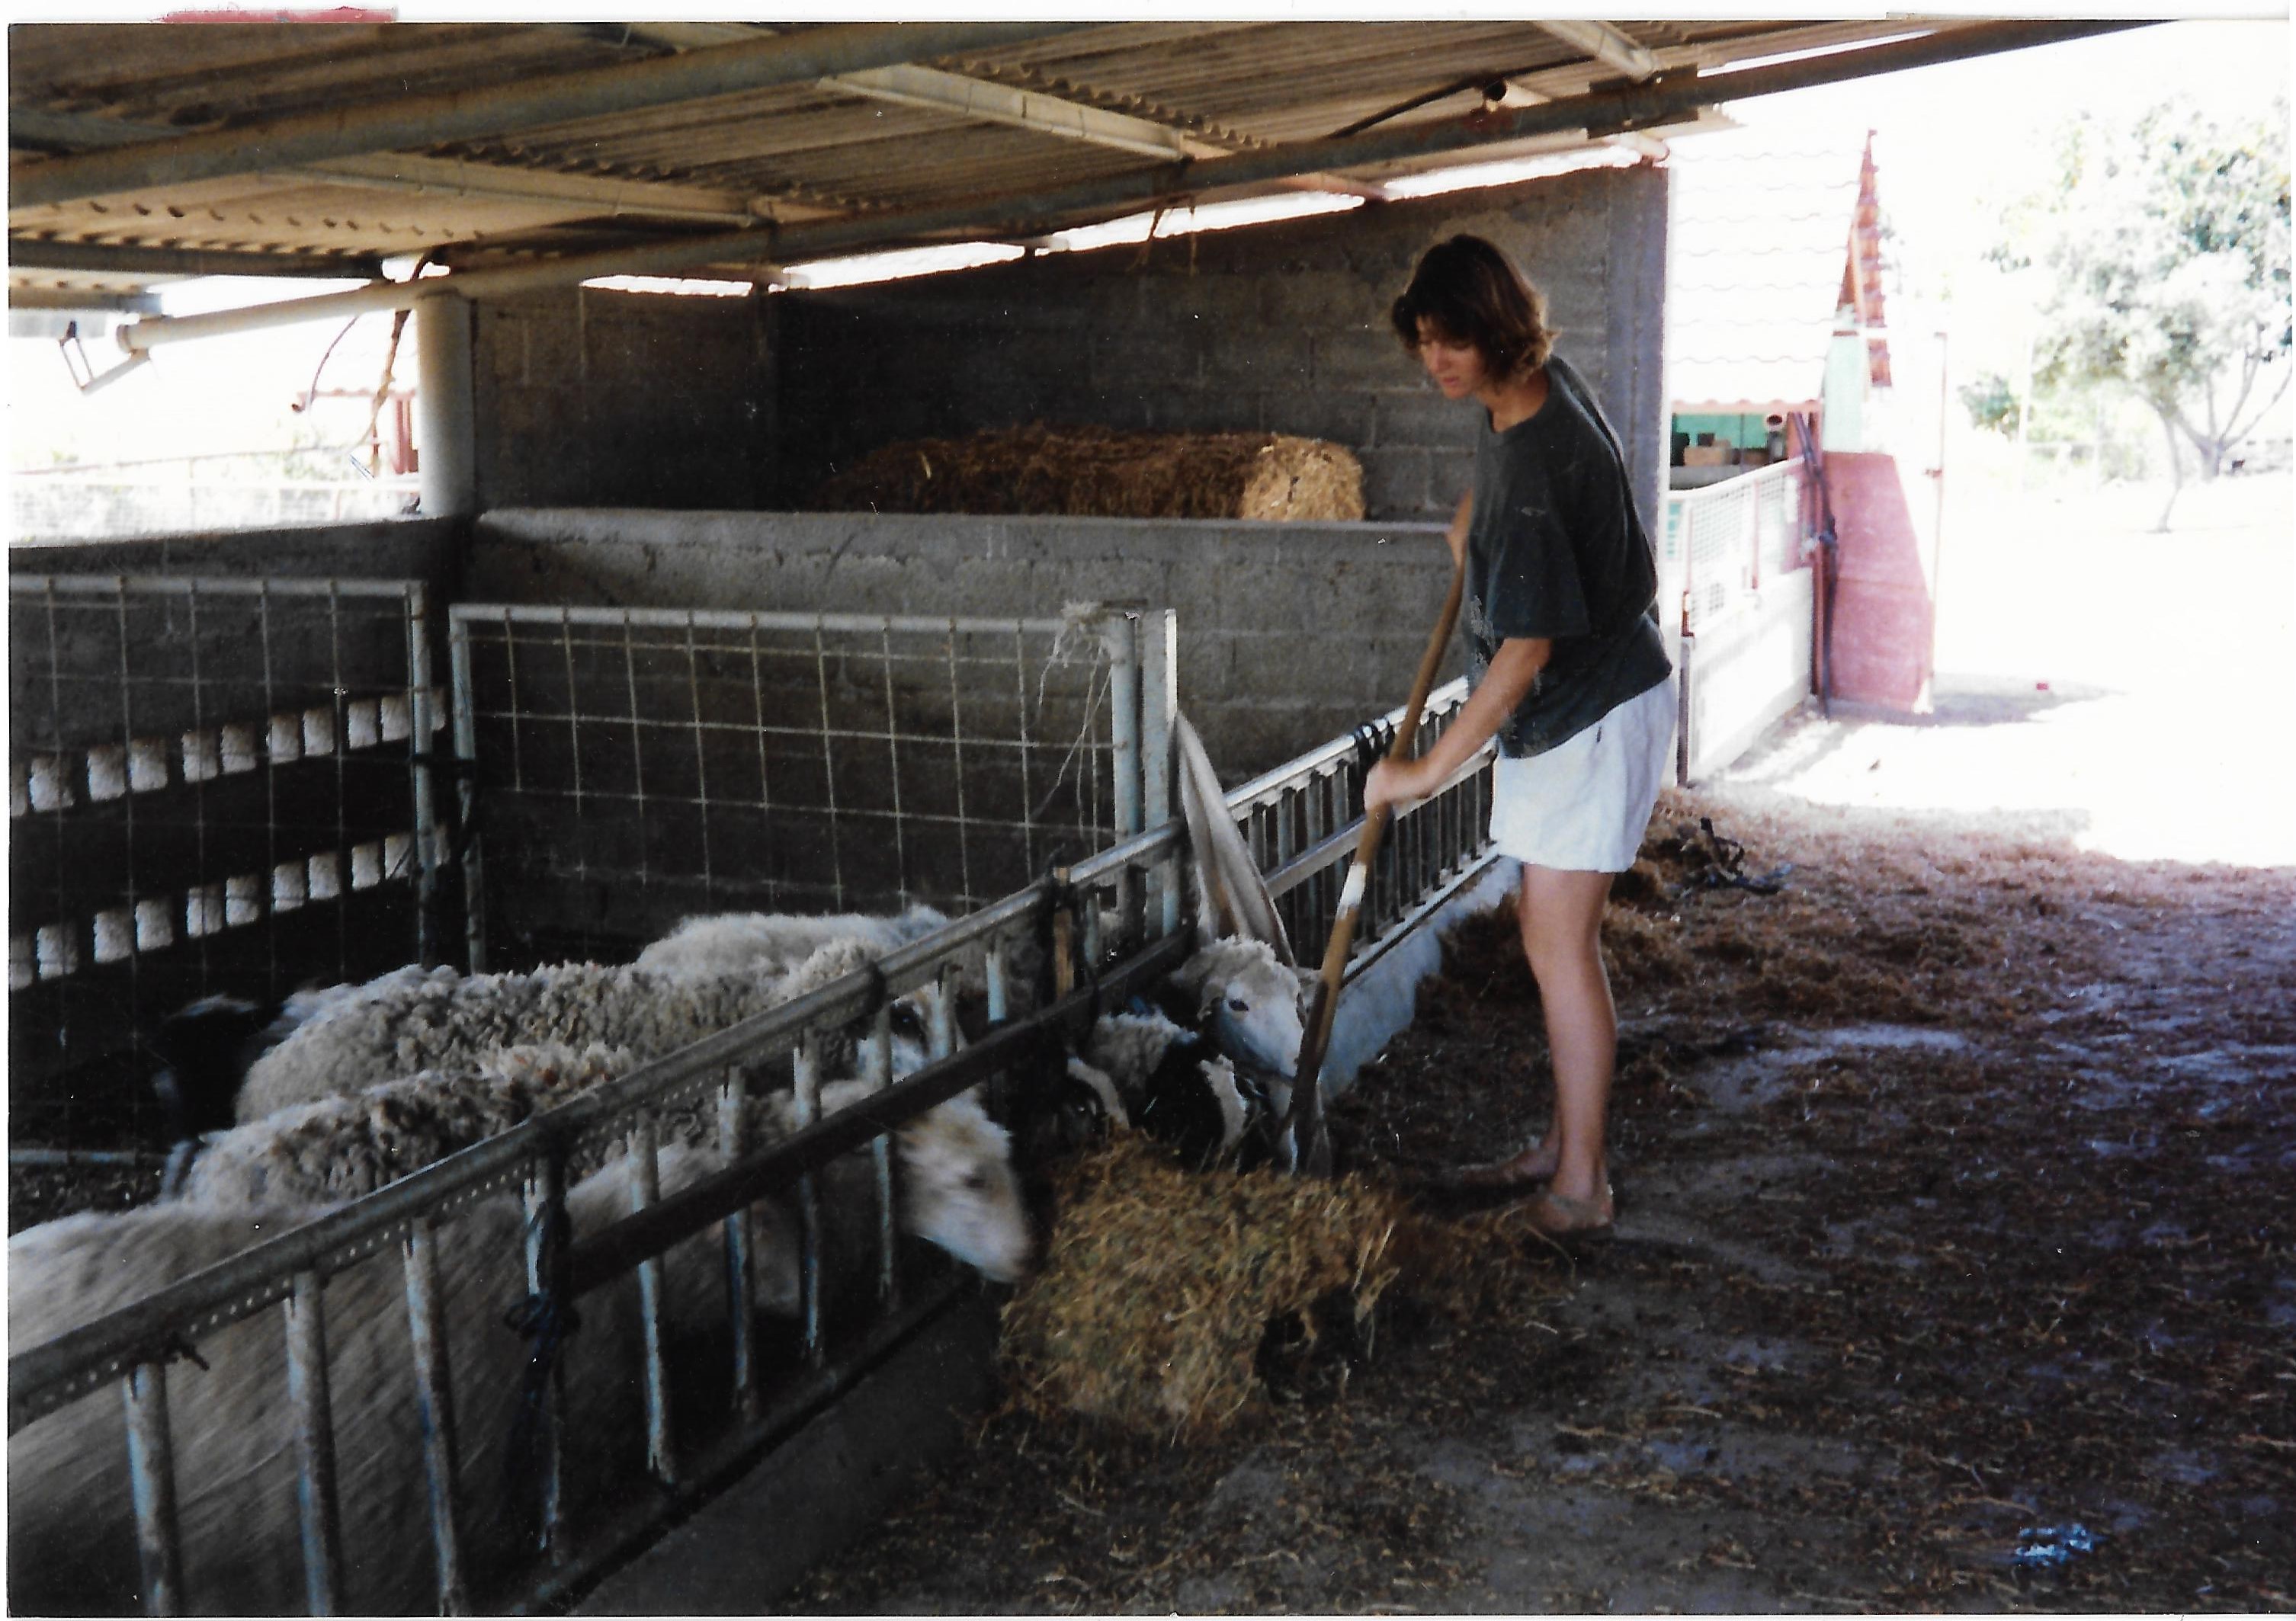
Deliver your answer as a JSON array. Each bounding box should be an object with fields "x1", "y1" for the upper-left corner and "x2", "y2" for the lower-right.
[{"x1": 1172, "y1": 713, "x2": 1294, "y2": 966}]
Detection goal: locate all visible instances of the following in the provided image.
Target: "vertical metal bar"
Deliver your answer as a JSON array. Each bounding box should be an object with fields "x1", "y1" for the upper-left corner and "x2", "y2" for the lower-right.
[
  {"x1": 325, "y1": 581, "x2": 350, "y2": 982},
  {"x1": 865, "y1": 1007, "x2": 900, "y2": 1309},
  {"x1": 746, "y1": 623, "x2": 776, "y2": 911},
  {"x1": 930, "y1": 963, "x2": 958, "y2": 1062},
  {"x1": 402, "y1": 1219, "x2": 470, "y2": 1615},
  {"x1": 944, "y1": 621, "x2": 976, "y2": 908},
  {"x1": 1140, "y1": 608, "x2": 1179, "y2": 937},
  {"x1": 812, "y1": 623, "x2": 846, "y2": 910},
  {"x1": 522, "y1": 1153, "x2": 569, "y2": 1560},
  {"x1": 1079, "y1": 885, "x2": 1103, "y2": 971},
  {"x1": 620, "y1": 615, "x2": 650, "y2": 909},
  {"x1": 878, "y1": 622, "x2": 909, "y2": 902},
  {"x1": 683, "y1": 617, "x2": 716, "y2": 902},
  {"x1": 558, "y1": 607, "x2": 587, "y2": 902},
  {"x1": 284, "y1": 1270, "x2": 345, "y2": 1614},
  {"x1": 447, "y1": 614, "x2": 487, "y2": 972},
  {"x1": 122, "y1": 1360, "x2": 185, "y2": 1617},
  {"x1": 1105, "y1": 610, "x2": 1142, "y2": 940},
  {"x1": 628, "y1": 1117, "x2": 677, "y2": 1488},
  {"x1": 717, "y1": 1065, "x2": 760, "y2": 1421},
  {"x1": 792, "y1": 1033, "x2": 826, "y2": 1365},
  {"x1": 984, "y1": 936, "x2": 1009, "y2": 1026},
  {"x1": 1012, "y1": 624, "x2": 1038, "y2": 877},
  {"x1": 407, "y1": 584, "x2": 441, "y2": 969}
]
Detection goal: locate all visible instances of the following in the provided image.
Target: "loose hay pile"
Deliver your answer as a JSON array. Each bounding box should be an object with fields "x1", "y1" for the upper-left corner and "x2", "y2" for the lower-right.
[
  {"x1": 808, "y1": 424, "x2": 1365, "y2": 521},
  {"x1": 1003, "y1": 1135, "x2": 1560, "y2": 1438}
]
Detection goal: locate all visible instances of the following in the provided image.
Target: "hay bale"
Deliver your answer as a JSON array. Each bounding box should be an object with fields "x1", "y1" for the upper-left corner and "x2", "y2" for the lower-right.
[
  {"x1": 808, "y1": 424, "x2": 1364, "y2": 521},
  {"x1": 1002, "y1": 1136, "x2": 1411, "y2": 1437}
]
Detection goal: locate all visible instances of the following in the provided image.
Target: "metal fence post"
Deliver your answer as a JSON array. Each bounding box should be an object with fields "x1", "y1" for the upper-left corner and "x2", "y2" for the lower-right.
[
  {"x1": 121, "y1": 1361, "x2": 185, "y2": 1617},
  {"x1": 284, "y1": 1271, "x2": 345, "y2": 1614},
  {"x1": 402, "y1": 1219, "x2": 470, "y2": 1615},
  {"x1": 1139, "y1": 608, "x2": 1179, "y2": 939},
  {"x1": 447, "y1": 613, "x2": 487, "y2": 972},
  {"x1": 406, "y1": 583, "x2": 441, "y2": 969}
]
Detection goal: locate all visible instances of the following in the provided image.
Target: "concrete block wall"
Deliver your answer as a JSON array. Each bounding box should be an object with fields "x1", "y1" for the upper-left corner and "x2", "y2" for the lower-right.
[
  {"x1": 774, "y1": 163, "x2": 1671, "y2": 533},
  {"x1": 473, "y1": 287, "x2": 772, "y2": 511},
  {"x1": 467, "y1": 508, "x2": 1457, "y2": 781}
]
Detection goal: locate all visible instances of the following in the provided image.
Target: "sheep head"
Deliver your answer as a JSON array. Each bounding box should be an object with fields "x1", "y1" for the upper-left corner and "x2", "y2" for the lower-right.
[
  {"x1": 1171, "y1": 937, "x2": 1307, "y2": 1079},
  {"x1": 895, "y1": 1094, "x2": 1034, "y2": 1283}
]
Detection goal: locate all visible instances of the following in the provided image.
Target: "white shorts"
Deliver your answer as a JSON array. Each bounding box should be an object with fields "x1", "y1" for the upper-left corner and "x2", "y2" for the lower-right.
[{"x1": 1487, "y1": 678, "x2": 1676, "y2": 873}]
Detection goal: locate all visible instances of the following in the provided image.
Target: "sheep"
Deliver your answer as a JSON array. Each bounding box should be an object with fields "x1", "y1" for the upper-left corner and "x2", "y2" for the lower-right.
[
  {"x1": 172, "y1": 1042, "x2": 637, "y2": 1209},
  {"x1": 633, "y1": 903, "x2": 950, "y2": 978},
  {"x1": 8, "y1": 1145, "x2": 739, "y2": 1616},
  {"x1": 1169, "y1": 935, "x2": 1312, "y2": 1081},
  {"x1": 743, "y1": 1077, "x2": 1034, "y2": 1288},
  {"x1": 176, "y1": 1052, "x2": 1031, "y2": 1291},
  {"x1": 149, "y1": 986, "x2": 362, "y2": 1190},
  {"x1": 235, "y1": 936, "x2": 937, "y2": 1126},
  {"x1": 1082, "y1": 1004, "x2": 1278, "y2": 1173}
]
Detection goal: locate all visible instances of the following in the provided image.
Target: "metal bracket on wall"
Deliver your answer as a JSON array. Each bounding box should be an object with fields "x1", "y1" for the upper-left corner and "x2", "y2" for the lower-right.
[{"x1": 57, "y1": 319, "x2": 152, "y2": 396}]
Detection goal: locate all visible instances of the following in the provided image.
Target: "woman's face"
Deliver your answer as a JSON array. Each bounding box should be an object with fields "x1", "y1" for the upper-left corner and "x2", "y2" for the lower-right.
[{"x1": 1415, "y1": 319, "x2": 1490, "y2": 400}]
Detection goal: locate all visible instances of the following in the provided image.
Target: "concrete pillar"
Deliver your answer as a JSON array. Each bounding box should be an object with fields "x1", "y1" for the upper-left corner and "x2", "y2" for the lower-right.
[{"x1": 415, "y1": 293, "x2": 478, "y2": 517}]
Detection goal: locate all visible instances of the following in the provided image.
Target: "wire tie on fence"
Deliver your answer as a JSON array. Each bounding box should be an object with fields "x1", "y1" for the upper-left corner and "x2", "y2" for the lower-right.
[
  {"x1": 1348, "y1": 717, "x2": 1397, "y2": 777},
  {"x1": 502, "y1": 1198, "x2": 580, "y2": 1509},
  {"x1": 154, "y1": 1329, "x2": 211, "y2": 1374}
]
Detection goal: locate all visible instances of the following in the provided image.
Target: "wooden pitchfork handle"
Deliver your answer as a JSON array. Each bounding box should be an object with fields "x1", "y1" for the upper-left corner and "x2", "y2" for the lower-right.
[{"x1": 1281, "y1": 553, "x2": 1467, "y2": 1174}]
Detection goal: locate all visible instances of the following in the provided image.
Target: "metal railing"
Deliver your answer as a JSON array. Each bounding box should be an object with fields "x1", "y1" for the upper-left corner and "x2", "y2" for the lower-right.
[
  {"x1": 8, "y1": 574, "x2": 444, "y2": 1145},
  {"x1": 5, "y1": 674, "x2": 1496, "y2": 1617},
  {"x1": 1661, "y1": 460, "x2": 1806, "y2": 636}
]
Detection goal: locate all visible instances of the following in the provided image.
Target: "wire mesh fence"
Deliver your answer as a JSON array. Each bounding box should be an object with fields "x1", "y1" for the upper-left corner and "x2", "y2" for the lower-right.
[
  {"x1": 1660, "y1": 460, "x2": 1806, "y2": 635},
  {"x1": 447, "y1": 604, "x2": 1173, "y2": 972},
  {"x1": 8, "y1": 575, "x2": 441, "y2": 1146}
]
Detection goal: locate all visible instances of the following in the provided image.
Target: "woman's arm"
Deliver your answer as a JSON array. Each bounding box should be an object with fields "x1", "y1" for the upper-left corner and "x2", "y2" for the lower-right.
[
  {"x1": 1444, "y1": 490, "x2": 1472, "y2": 569},
  {"x1": 1363, "y1": 633, "x2": 1547, "y2": 813}
]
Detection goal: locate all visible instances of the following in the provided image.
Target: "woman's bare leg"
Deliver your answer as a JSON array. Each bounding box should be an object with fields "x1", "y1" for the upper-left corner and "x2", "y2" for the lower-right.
[{"x1": 1509, "y1": 862, "x2": 1616, "y2": 1209}]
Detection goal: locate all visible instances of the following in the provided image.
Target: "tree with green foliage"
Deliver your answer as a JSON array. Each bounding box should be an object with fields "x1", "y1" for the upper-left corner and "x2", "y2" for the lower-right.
[{"x1": 1996, "y1": 95, "x2": 2290, "y2": 527}]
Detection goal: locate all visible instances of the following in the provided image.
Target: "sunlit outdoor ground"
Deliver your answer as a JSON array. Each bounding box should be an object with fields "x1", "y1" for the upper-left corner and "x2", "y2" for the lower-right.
[{"x1": 1720, "y1": 469, "x2": 2296, "y2": 869}]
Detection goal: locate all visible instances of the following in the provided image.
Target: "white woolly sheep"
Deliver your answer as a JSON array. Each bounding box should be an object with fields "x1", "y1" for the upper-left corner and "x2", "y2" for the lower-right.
[
  {"x1": 746, "y1": 1077, "x2": 1034, "y2": 1287},
  {"x1": 235, "y1": 936, "x2": 934, "y2": 1125},
  {"x1": 181, "y1": 1051, "x2": 1030, "y2": 1291},
  {"x1": 174, "y1": 1042, "x2": 637, "y2": 1209},
  {"x1": 1169, "y1": 936, "x2": 1311, "y2": 1081},
  {"x1": 633, "y1": 903, "x2": 949, "y2": 978},
  {"x1": 8, "y1": 1145, "x2": 737, "y2": 1616}
]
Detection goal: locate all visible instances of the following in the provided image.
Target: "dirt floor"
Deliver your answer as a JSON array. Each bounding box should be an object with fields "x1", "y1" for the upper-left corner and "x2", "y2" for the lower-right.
[{"x1": 783, "y1": 781, "x2": 2296, "y2": 1614}]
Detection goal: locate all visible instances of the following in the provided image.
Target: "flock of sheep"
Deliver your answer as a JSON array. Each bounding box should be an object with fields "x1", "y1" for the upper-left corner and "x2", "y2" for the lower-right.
[{"x1": 10, "y1": 889, "x2": 1314, "y2": 1613}]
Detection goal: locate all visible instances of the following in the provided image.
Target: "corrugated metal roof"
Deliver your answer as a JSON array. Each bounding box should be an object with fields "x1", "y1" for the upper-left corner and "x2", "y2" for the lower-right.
[
  {"x1": 6, "y1": 19, "x2": 2076, "y2": 307},
  {"x1": 1665, "y1": 123, "x2": 1874, "y2": 411}
]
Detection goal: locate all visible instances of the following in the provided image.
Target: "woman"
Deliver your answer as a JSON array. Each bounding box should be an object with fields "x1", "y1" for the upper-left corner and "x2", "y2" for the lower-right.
[{"x1": 1363, "y1": 234, "x2": 1675, "y2": 1239}]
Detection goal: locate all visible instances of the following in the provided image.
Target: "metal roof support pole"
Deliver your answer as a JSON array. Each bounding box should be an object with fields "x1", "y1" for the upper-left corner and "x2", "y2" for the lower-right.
[{"x1": 415, "y1": 293, "x2": 479, "y2": 519}]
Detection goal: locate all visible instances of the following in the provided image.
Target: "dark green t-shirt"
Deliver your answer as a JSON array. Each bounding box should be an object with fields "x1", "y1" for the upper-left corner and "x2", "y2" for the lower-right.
[{"x1": 1463, "y1": 353, "x2": 1672, "y2": 758}]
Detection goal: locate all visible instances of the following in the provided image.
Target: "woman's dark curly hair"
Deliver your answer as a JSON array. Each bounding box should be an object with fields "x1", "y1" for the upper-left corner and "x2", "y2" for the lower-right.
[{"x1": 1389, "y1": 234, "x2": 1555, "y2": 379}]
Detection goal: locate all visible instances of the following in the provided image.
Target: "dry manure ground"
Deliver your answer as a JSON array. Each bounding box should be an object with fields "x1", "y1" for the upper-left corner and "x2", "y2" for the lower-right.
[{"x1": 786, "y1": 783, "x2": 2295, "y2": 1614}]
